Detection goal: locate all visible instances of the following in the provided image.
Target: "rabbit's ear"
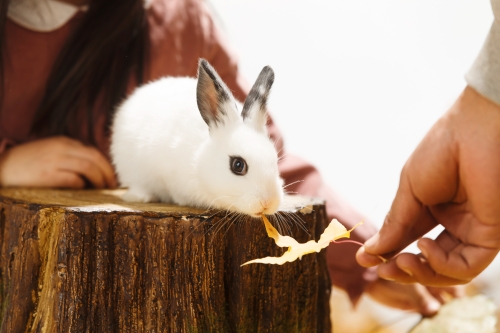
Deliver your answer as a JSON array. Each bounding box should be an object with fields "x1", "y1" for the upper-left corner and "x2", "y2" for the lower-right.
[
  {"x1": 241, "y1": 66, "x2": 274, "y2": 132},
  {"x1": 197, "y1": 59, "x2": 233, "y2": 127}
]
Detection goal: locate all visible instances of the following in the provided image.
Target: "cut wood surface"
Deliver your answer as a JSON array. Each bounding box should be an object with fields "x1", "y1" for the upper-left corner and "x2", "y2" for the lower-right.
[{"x1": 0, "y1": 188, "x2": 331, "y2": 333}]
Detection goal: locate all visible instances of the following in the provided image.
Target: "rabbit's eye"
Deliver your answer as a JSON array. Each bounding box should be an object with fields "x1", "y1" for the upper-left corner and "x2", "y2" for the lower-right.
[{"x1": 230, "y1": 156, "x2": 248, "y2": 176}]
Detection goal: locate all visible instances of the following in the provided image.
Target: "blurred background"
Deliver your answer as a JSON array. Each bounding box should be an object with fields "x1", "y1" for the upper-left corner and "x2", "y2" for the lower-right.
[{"x1": 208, "y1": 0, "x2": 499, "y2": 332}]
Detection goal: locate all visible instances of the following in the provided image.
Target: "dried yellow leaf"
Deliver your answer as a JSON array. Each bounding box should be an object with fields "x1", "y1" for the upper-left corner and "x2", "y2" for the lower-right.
[{"x1": 242, "y1": 215, "x2": 363, "y2": 266}]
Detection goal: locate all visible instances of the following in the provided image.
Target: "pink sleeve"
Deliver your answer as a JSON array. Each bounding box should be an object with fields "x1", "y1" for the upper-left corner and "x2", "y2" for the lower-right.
[{"x1": 197, "y1": 2, "x2": 376, "y2": 305}]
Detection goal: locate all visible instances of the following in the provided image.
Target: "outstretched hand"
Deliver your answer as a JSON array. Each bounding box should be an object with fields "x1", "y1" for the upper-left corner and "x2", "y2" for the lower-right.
[
  {"x1": 356, "y1": 86, "x2": 500, "y2": 286},
  {"x1": 0, "y1": 136, "x2": 117, "y2": 189}
]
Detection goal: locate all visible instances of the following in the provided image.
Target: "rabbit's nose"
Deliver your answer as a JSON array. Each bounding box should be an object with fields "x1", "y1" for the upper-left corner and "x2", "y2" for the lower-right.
[
  {"x1": 260, "y1": 200, "x2": 269, "y2": 209},
  {"x1": 261, "y1": 198, "x2": 279, "y2": 215}
]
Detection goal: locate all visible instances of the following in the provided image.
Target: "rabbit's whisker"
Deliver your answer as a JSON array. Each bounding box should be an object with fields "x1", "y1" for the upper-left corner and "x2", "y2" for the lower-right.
[
  {"x1": 200, "y1": 195, "x2": 236, "y2": 215},
  {"x1": 282, "y1": 180, "x2": 304, "y2": 189},
  {"x1": 199, "y1": 207, "x2": 226, "y2": 223},
  {"x1": 208, "y1": 208, "x2": 235, "y2": 245},
  {"x1": 276, "y1": 212, "x2": 293, "y2": 235},
  {"x1": 213, "y1": 203, "x2": 239, "y2": 237},
  {"x1": 282, "y1": 211, "x2": 310, "y2": 236},
  {"x1": 222, "y1": 212, "x2": 242, "y2": 238},
  {"x1": 185, "y1": 206, "x2": 229, "y2": 240},
  {"x1": 237, "y1": 214, "x2": 250, "y2": 233},
  {"x1": 202, "y1": 205, "x2": 234, "y2": 240},
  {"x1": 277, "y1": 151, "x2": 287, "y2": 161},
  {"x1": 273, "y1": 135, "x2": 283, "y2": 149},
  {"x1": 269, "y1": 215, "x2": 281, "y2": 234}
]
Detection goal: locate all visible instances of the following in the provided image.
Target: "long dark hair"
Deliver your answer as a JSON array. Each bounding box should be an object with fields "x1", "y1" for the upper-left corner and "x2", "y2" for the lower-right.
[
  {"x1": 0, "y1": 0, "x2": 8, "y2": 108},
  {"x1": 1, "y1": 0, "x2": 149, "y2": 144}
]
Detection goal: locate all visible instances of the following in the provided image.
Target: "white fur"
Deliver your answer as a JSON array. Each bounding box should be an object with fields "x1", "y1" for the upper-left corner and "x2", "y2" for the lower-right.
[{"x1": 111, "y1": 75, "x2": 283, "y2": 217}]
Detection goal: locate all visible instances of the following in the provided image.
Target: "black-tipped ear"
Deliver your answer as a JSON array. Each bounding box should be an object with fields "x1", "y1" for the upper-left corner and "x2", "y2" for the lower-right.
[
  {"x1": 196, "y1": 59, "x2": 232, "y2": 127},
  {"x1": 241, "y1": 66, "x2": 274, "y2": 131}
]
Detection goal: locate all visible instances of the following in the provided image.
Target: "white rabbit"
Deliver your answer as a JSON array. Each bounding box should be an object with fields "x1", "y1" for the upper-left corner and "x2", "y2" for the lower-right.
[{"x1": 110, "y1": 59, "x2": 283, "y2": 217}]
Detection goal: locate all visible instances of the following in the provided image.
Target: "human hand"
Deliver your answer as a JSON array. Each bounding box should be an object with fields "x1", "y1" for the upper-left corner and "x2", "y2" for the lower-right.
[
  {"x1": 356, "y1": 86, "x2": 500, "y2": 286},
  {"x1": 0, "y1": 136, "x2": 117, "y2": 188},
  {"x1": 365, "y1": 278, "x2": 464, "y2": 316}
]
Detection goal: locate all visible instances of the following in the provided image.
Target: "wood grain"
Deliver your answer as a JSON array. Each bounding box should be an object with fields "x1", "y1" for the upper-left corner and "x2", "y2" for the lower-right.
[{"x1": 0, "y1": 189, "x2": 331, "y2": 333}]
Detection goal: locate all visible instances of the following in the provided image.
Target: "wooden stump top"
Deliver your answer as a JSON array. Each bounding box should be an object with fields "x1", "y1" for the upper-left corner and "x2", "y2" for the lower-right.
[
  {"x1": 0, "y1": 188, "x2": 322, "y2": 215},
  {"x1": 0, "y1": 189, "x2": 331, "y2": 333}
]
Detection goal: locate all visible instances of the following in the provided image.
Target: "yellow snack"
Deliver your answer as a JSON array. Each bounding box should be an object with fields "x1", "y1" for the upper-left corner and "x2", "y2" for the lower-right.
[{"x1": 242, "y1": 215, "x2": 363, "y2": 266}]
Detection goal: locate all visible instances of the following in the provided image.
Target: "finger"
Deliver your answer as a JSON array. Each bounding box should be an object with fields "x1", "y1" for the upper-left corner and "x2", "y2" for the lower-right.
[
  {"x1": 357, "y1": 181, "x2": 436, "y2": 266},
  {"x1": 52, "y1": 171, "x2": 86, "y2": 189},
  {"x1": 365, "y1": 279, "x2": 441, "y2": 316},
  {"x1": 377, "y1": 256, "x2": 418, "y2": 284},
  {"x1": 444, "y1": 285, "x2": 466, "y2": 298},
  {"x1": 424, "y1": 228, "x2": 460, "y2": 252},
  {"x1": 412, "y1": 284, "x2": 442, "y2": 316},
  {"x1": 418, "y1": 237, "x2": 499, "y2": 281},
  {"x1": 53, "y1": 136, "x2": 117, "y2": 188},
  {"x1": 59, "y1": 157, "x2": 106, "y2": 189},
  {"x1": 68, "y1": 146, "x2": 117, "y2": 188},
  {"x1": 430, "y1": 204, "x2": 500, "y2": 252},
  {"x1": 426, "y1": 285, "x2": 466, "y2": 303},
  {"x1": 394, "y1": 253, "x2": 469, "y2": 286},
  {"x1": 425, "y1": 288, "x2": 447, "y2": 304},
  {"x1": 356, "y1": 246, "x2": 386, "y2": 267}
]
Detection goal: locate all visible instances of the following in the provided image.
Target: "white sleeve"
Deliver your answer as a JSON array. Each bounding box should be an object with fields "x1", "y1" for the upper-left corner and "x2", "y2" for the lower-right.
[{"x1": 465, "y1": 0, "x2": 500, "y2": 105}]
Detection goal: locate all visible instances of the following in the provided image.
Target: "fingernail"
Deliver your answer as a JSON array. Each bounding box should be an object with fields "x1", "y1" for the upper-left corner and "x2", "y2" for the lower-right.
[
  {"x1": 400, "y1": 267, "x2": 413, "y2": 277},
  {"x1": 425, "y1": 301, "x2": 441, "y2": 315},
  {"x1": 364, "y1": 234, "x2": 379, "y2": 248},
  {"x1": 377, "y1": 255, "x2": 388, "y2": 263},
  {"x1": 380, "y1": 276, "x2": 395, "y2": 282},
  {"x1": 419, "y1": 244, "x2": 429, "y2": 259}
]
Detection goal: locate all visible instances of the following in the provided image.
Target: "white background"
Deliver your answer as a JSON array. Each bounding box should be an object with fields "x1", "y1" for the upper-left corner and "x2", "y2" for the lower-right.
[{"x1": 209, "y1": 0, "x2": 492, "y2": 226}]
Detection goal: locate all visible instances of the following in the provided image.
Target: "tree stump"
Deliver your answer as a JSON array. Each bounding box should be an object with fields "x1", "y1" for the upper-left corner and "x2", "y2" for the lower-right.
[{"x1": 0, "y1": 189, "x2": 331, "y2": 333}]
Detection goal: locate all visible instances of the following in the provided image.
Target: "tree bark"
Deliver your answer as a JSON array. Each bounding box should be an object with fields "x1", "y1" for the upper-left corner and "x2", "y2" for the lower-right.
[{"x1": 0, "y1": 189, "x2": 331, "y2": 333}]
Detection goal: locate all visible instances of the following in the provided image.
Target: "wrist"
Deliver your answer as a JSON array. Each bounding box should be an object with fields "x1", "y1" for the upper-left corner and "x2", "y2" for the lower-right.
[{"x1": 446, "y1": 86, "x2": 500, "y2": 128}]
